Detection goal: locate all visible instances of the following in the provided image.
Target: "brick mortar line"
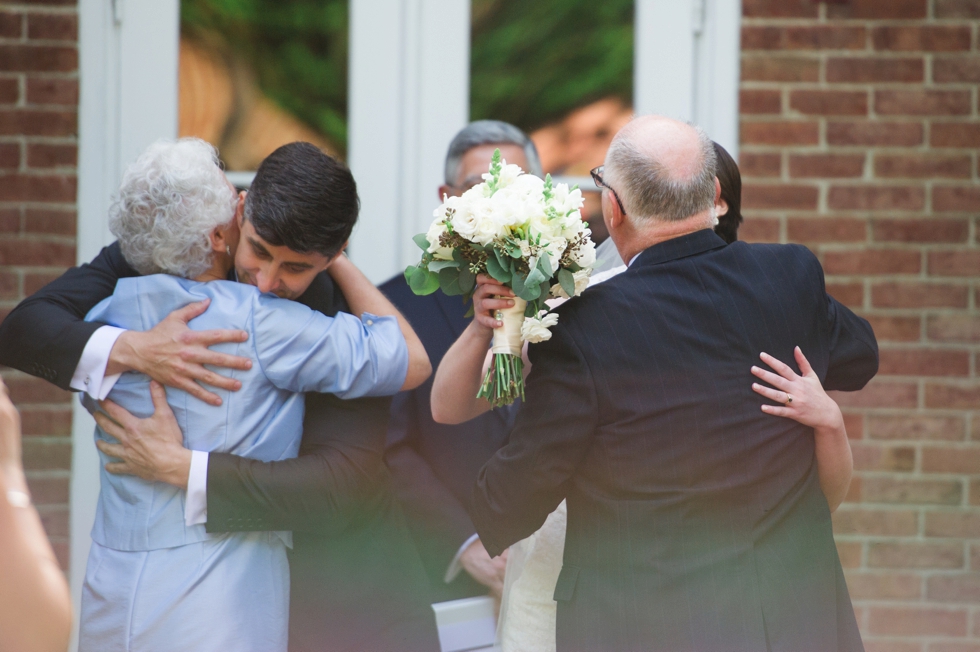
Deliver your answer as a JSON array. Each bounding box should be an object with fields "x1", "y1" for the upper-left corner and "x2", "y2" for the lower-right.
[
  {"x1": 0, "y1": 7, "x2": 77, "y2": 15},
  {"x1": 0, "y1": 39, "x2": 77, "y2": 47}
]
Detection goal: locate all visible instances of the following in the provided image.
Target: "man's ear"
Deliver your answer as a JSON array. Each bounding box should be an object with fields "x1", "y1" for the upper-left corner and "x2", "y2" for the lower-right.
[
  {"x1": 236, "y1": 191, "x2": 247, "y2": 226},
  {"x1": 438, "y1": 184, "x2": 452, "y2": 201},
  {"x1": 713, "y1": 177, "x2": 722, "y2": 205},
  {"x1": 603, "y1": 189, "x2": 626, "y2": 232}
]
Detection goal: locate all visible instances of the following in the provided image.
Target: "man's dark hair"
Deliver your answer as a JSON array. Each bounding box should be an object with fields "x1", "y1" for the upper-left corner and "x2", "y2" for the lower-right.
[{"x1": 244, "y1": 142, "x2": 358, "y2": 258}]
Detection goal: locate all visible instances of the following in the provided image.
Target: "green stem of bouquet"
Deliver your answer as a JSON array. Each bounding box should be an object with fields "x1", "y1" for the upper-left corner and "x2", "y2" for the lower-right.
[{"x1": 477, "y1": 353, "x2": 525, "y2": 408}]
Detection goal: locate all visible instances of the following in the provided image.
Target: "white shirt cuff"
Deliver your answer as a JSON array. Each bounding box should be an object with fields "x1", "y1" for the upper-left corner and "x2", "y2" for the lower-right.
[
  {"x1": 184, "y1": 451, "x2": 209, "y2": 526},
  {"x1": 69, "y1": 325, "x2": 126, "y2": 400},
  {"x1": 445, "y1": 533, "x2": 480, "y2": 583}
]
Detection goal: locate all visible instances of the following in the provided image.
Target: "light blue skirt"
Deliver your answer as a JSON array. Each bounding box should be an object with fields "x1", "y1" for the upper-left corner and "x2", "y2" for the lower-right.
[{"x1": 79, "y1": 532, "x2": 289, "y2": 652}]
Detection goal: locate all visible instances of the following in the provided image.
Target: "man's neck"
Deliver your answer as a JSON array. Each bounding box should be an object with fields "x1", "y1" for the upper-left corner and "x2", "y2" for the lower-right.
[{"x1": 614, "y1": 210, "x2": 715, "y2": 264}]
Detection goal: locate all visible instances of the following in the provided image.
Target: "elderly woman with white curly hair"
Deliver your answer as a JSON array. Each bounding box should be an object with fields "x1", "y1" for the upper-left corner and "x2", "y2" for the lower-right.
[{"x1": 76, "y1": 138, "x2": 419, "y2": 652}]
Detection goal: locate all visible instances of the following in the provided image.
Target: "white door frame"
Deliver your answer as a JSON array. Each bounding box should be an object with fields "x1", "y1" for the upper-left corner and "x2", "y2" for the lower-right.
[
  {"x1": 349, "y1": 0, "x2": 741, "y2": 285},
  {"x1": 73, "y1": 0, "x2": 179, "y2": 648},
  {"x1": 635, "y1": 0, "x2": 742, "y2": 157},
  {"x1": 347, "y1": 0, "x2": 470, "y2": 285}
]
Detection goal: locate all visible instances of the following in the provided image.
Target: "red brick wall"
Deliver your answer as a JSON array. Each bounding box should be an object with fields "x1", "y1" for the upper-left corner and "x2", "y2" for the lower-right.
[
  {"x1": 0, "y1": 0, "x2": 79, "y2": 570},
  {"x1": 741, "y1": 0, "x2": 980, "y2": 648}
]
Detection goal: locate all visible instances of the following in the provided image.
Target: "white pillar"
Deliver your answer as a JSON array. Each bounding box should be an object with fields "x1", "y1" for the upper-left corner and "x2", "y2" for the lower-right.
[
  {"x1": 73, "y1": 0, "x2": 179, "y2": 648},
  {"x1": 348, "y1": 0, "x2": 470, "y2": 285},
  {"x1": 634, "y1": 0, "x2": 741, "y2": 158}
]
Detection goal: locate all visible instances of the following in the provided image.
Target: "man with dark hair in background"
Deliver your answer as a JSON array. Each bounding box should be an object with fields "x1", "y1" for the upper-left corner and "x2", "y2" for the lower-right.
[
  {"x1": 381, "y1": 120, "x2": 543, "y2": 602},
  {"x1": 0, "y1": 142, "x2": 440, "y2": 651}
]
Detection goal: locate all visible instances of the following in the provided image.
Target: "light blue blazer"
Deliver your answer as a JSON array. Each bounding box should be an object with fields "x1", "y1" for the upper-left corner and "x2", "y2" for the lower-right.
[{"x1": 83, "y1": 274, "x2": 408, "y2": 552}]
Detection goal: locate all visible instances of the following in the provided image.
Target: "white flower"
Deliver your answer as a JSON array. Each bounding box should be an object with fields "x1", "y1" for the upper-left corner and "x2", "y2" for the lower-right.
[
  {"x1": 550, "y1": 269, "x2": 592, "y2": 299},
  {"x1": 474, "y1": 215, "x2": 502, "y2": 246},
  {"x1": 449, "y1": 200, "x2": 478, "y2": 241},
  {"x1": 571, "y1": 239, "x2": 597, "y2": 268},
  {"x1": 510, "y1": 173, "x2": 544, "y2": 197},
  {"x1": 521, "y1": 311, "x2": 559, "y2": 343},
  {"x1": 563, "y1": 187, "x2": 585, "y2": 214},
  {"x1": 499, "y1": 163, "x2": 524, "y2": 187},
  {"x1": 425, "y1": 220, "x2": 453, "y2": 260}
]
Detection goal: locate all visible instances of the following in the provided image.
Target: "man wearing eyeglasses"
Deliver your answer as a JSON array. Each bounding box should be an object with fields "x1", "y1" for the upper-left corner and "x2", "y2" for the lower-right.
[{"x1": 381, "y1": 121, "x2": 543, "y2": 604}]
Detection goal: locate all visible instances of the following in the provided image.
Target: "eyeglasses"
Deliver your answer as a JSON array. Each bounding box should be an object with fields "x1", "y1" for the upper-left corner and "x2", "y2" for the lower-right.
[{"x1": 590, "y1": 166, "x2": 627, "y2": 215}]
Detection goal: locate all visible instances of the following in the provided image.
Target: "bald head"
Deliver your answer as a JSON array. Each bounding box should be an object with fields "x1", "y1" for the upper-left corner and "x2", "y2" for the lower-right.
[{"x1": 605, "y1": 115, "x2": 717, "y2": 223}]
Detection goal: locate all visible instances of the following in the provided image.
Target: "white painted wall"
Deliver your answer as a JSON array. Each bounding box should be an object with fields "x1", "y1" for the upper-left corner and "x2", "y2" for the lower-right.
[
  {"x1": 347, "y1": 0, "x2": 470, "y2": 285},
  {"x1": 73, "y1": 0, "x2": 179, "y2": 648},
  {"x1": 634, "y1": 0, "x2": 742, "y2": 158}
]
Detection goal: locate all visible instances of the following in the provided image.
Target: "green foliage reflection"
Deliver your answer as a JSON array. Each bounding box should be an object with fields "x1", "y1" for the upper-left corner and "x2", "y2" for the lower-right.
[{"x1": 181, "y1": 0, "x2": 634, "y2": 151}]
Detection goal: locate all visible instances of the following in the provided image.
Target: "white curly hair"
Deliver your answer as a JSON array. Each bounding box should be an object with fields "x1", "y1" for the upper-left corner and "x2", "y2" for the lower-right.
[{"x1": 109, "y1": 138, "x2": 237, "y2": 278}]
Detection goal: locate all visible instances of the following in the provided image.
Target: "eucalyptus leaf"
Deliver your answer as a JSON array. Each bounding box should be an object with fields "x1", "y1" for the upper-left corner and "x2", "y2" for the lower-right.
[
  {"x1": 486, "y1": 255, "x2": 511, "y2": 284},
  {"x1": 537, "y1": 253, "x2": 554, "y2": 277},
  {"x1": 524, "y1": 301, "x2": 538, "y2": 318},
  {"x1": 512, "y1": 270, "x2": 527, "y2": 298},
  {"x1": 513, "y1": 272, "x2": 540, "y2": 302},
  {"x1": 409, "y1": 267, "x2": 439, "y2": 295},
  {"x1": 420, "y1": 271, "x2": 440, "y2": 295},
  {"x1": 412, "y1": 233, "x2": 431, "y2": 252},
  {"x1": 439, "y1": 267, "x2": 463, "y2": 296},
  {"x1": 493, "y1": 246, "x2": 511, "y2": 269},
  {"x1": 525, "y1": 266, "x2": 546, "y2": 288},
  {"x1": 537, "y1": 279, "x2": 552, "y2": 302},
  {"x1": 427, "y1": 259, "x2": 460, "y2": 273},
  {"x1": 458, "y1": 266, "x2": 476, "y2": 293},
  {"x1": 558, "y1": 268, "x2": 575, "y2": 298}
]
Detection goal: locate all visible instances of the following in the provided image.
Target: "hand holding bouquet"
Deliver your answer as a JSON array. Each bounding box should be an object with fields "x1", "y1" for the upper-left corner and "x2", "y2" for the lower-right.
[{"x1": 405, "y1": 150, "x2": 596, "y2": 406}]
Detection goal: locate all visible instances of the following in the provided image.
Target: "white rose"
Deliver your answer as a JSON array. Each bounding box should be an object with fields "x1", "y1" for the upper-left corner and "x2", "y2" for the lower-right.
[
  {"x1": 521, "y1": 311, "x2": 559, "y2": 343},
  {"x1": 451, "y1": 202, "x2": 478, "y2": 241},
  {"x1": 550, "y1": 269, "x2": 592, "y2": 299},
  {"x1": 474, "y1": 216, "x2": 501, "y2": 246},
  {"x1": 528, "y1": 211, "x2": 562, "y2": 242},
  {"x1": 426, "y1": 220, "x2": 454, "y2": 260},
  {"x1": 511, "y1": 173, "x2": 544, "y2": 197}
]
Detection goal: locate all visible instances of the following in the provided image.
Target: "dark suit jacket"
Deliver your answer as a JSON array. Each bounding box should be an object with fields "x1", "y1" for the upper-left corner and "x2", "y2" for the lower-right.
[
  {"x1": 380, "y1": 276, "x2": 516, "y2": 600},
  {"x1": 472, "y1": 230, "x2": 877, "y2": 652},
  {"x1": 0, "y1": 242, "x2": 439, "y2": 652}
]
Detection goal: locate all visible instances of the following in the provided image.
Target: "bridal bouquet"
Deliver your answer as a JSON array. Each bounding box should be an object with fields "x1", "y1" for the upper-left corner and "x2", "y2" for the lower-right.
[{"x1": 405, "y1": 150, "x2": 596, "y2": 406}]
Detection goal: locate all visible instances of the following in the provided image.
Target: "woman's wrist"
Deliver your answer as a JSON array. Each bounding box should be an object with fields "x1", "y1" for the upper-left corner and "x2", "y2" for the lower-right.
[
  {"x1": 466, "y1": 316, "x2": 495, "y2": 343},
  {"x1": 812, "y1": 406, "x2": 846, "y2": 439}
]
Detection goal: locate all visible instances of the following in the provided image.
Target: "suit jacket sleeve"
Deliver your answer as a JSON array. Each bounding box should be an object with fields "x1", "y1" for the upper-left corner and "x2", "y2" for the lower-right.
[
  {"x1": 471, "y1": 318, "x2": 597, "y2": 557},
  {"x1": 385, "y1": 390, "x2": 479, "y2": 578},
  {"x1": 205, "y1": 273, "x2": 395, "y2": 534},
  {"x1": 205, "y1": 393, "x2": 393, "y2": 534},
  {"x1": 0, "y1": 242, "x2": 136, "y2": 389},
  {"x1": 824, "y1": 297, "x2": 879, "y2": 392}
]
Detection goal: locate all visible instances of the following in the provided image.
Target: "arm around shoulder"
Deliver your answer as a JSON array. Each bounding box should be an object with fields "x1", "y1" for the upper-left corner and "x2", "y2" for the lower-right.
[
  {"x1": 327, "y1": 255, "x2": 431, "y2": 390},
  {"x1": 0, "y1": 242, "x2": 135, "y2": 389}
]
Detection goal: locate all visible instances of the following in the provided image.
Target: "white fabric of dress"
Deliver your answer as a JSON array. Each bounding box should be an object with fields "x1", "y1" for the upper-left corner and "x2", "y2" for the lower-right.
[{"x1": 497, "y1": 501, "x2": 566, "y2": 652}]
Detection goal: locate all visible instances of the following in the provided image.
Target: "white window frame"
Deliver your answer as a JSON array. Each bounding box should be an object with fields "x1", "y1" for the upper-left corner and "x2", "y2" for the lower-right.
[{"x1": 73, "y1": 0, "x2": 179, "y2": 648}]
